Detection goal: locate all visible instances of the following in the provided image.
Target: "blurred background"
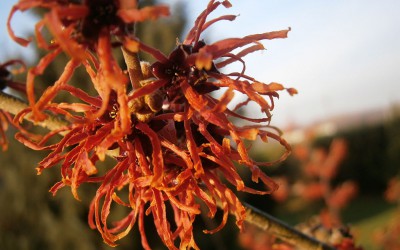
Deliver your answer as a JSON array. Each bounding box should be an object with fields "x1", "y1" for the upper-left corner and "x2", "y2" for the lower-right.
[{"x1": 1, "y1": 0, "x2": 400, "y2": 249}]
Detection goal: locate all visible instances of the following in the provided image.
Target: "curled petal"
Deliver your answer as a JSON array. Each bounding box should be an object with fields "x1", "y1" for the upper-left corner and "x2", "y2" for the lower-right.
[
  {"x1": 251, "y1": 82, "x2": 284, "y2": 94},
  {"x1": 151, "y1": 189, "x2": 177, "y2": 249},
  {"x1": 136, "y1": 122, "x2": 164, "y2": 186},
  {"x1": 194, "y1": 28, "x2": 291, "y2": 64},
  {"x1": 216, "y1": 43, "x2": 265, "y2": 68},
  {"x1": 128, "y1": 79, "x2": 168, "y2": 100},
  {"x1": 44, "y1": 11, "x2": 87, "y2": 62},
  {"x1": 118, "y1": 5, "x2": 170, "y2": 22},
  {"x1": 7, "y1": 5, "x2": 32, "y2": 46},
  {"x1": 26, "y1": 48, "x2": 62, "y2": 121},
  {"x1": 77, "y1": 150, "x2": 97, "y2": 176},
  {"x1": 202, "y1": 14, "x2": 237, "y2": 32},
  {"x1": 286, "y1": 87, "x2": 298, "y2": 96},
  {"x1": 211, "y1": 87, "x2": 234, "y2": 113},
  {"x1": 184, "y1": 0, "x2": 229, "y2": 44}
]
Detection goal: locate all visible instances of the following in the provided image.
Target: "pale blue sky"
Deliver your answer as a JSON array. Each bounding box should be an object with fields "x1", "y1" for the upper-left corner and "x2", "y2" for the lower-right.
[
  {"x1": 182, "y1": 1, "x2": 400, "y2": 127},
  {"x1": 0, "y1": 0, "x2": 37, "y2": 63},
  {"x1": 1, "y1": 1, "x2": 400, "y2": 127}
]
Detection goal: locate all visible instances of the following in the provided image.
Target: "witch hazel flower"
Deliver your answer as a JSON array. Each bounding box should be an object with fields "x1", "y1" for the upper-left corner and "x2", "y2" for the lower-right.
[
  {"x1": 9, "y1": 0, "x2": 296, "y2": 249},
  {"x1": 8, "y1": 0, "x2": 169, "y2": 124}
]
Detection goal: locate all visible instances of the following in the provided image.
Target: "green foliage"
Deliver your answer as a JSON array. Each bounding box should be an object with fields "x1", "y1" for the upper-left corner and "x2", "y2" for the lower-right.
[{"x1": 353, "y1": 205, "x2": 397, "y2": 250}]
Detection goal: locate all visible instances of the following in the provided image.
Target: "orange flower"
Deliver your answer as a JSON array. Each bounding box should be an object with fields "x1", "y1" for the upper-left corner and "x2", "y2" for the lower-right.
[
  {"x1": 321, "y1": 139, "x2": 347, "y2": 180},
  {"x1": 327, "y1": 181, "x2": 358, "y2": 210},
  {"x1": 384, "y1": 177, "x2": 400, "y2": 203},
  {"x1": 7, "y1": 0, "x2": 169, "y2": 122},
  {"x1": 12, "y1": 0, "x2": 295, "y2": 249},
  {"x1": 271, "y1": 177, "x2": 290, "y2": 203},
  {"x1": 239, "y1": 223, "x2": 294, "y2": 250},
  {"x1": 297, "y1": 182, "x2": 327, "y2": 201}
]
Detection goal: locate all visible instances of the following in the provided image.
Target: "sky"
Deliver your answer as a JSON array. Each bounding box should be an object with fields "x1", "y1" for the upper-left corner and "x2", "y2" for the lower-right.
[
  {"x1": 183, "y1": 1, "x2": 400, "y2": 127},
  {"x1": 1, "y1": 0, "x2": 400, "y2": 128}
]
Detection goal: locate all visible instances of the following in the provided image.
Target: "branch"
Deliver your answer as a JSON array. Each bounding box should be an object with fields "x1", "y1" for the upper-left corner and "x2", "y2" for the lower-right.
[
  {"x1": 0, "y1": 91, "x2": 336, "y2": 250},
  {"x1": 0, "y1": 91, "x2": 68, "y2": 131},
  {"x1": 244, "y1": 203, "x2": 336, "y2": 250}
]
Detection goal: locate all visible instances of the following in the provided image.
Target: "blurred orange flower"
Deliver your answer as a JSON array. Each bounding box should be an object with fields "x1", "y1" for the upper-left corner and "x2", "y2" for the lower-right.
[
  {"x1": 385, "y1": 177, "x2": 400, "y2": 203},
  {"x1": 327, "y1": 181, "x2": 358, "y2": 210}
]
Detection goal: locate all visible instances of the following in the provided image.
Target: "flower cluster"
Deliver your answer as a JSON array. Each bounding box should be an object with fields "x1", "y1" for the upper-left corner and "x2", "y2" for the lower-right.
[
  {"x1": 239, "y1": 138, "x2": 363, "y2": 250},
  {"x1": 6, "y1": 0, "x2": 295, "y2": 249},
  {"x1": 272, "y1": 138, "x2": 358, "y2": 228},
  {"x1": 8, "y1": 0, "x2": 169, "y2": 123}
]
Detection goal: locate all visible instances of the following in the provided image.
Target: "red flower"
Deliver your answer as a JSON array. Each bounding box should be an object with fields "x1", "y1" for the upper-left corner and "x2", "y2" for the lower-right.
[
  {"x1": 108, "y1": 0, "x2": 294, "y2": 246},
  {"x1": 7, "y1": 0, "x2": 169, "y2": 122},
  {"x1": 11, "y1": 0, "x2": 296, "y2": 249},
  {"x1": 385, "y1": 177, "x2": 400, "y2": 203},
  {"x1": 327, "y1": 181, "x2": 358, "y2": 210},
  {"x1": 135, "y1": 0, "x2": 293, "y2": 201}
]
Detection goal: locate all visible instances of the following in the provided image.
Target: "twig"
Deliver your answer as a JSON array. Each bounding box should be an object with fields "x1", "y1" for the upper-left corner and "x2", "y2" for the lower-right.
[
  {"x1": 243, "y1": 202, "x2": 336, "y2": 250},
  {"x1": 0, "y1": 91, "x2": 68, "y2": 131},
  {"x1": 0, "y1": 91, "x2": 336, "y2": 249},
  {"x1": 121, "y1": 47, "x2": 143, "y2": 89}
]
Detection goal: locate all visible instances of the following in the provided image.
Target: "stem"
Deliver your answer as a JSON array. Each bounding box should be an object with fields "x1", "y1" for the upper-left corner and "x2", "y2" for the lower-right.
[
  {"x1": 121, "y1": 47, "x2": 143, "y2": 89},
  {"x1": 120, "y1": 22, "x2": 144, "y2": 89},
  {"x1": 0, "y1": 91, "x2": 336, "y2": 250},
  {"x1": 0, "y1": 91, "x2": 68, "y2": 131}
]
